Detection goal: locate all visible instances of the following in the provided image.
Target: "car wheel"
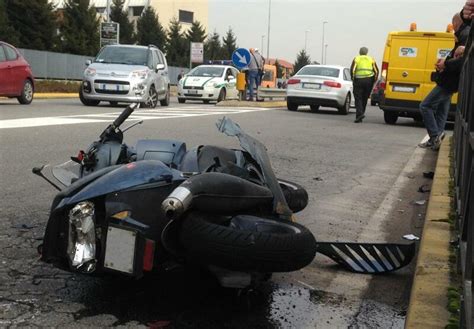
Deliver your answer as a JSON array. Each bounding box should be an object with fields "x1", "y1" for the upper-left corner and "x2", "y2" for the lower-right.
[
  {"x1": 338, "y1": 94, "x2": 350, "y2": 115},
  {"x1": 217, "y1": 88, "x2": 226, "y2": 102},
  {"x1": 384, "y1": 112, "x2": 398, "y2": 124},
  {"x1": 143, "y1": 85, "x2": 158, "y2": 108},
  {"x1": 160, "y1": 86, "x2": 170, "y2": 106},
  {"x1": 310, "y1": 105, "x2": 320, "y2": 112},
  {"x1": 17, "y1": 80, "x2": 34, "y2": 105},
  {"x1": 109, "y1": 101, "x2": 118, "y2": 106},
  {"x1": 203, "y1": 100, "x2": 210, "y2": 104},
  {"x1": 178, "y1": 98, "x2": 186, "y2": 104},
  {"x1": 79, "y1": 87, "x2": 100, "y2": 106},
  {"x1": 287, "y1": 101, "x2": 298, "y2": 111}
]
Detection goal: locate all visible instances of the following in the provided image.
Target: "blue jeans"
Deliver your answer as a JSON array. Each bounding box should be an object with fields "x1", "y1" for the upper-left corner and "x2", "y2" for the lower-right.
[
  {"x1": 420, "y1": 85, "x2": 452, "y2": 139},
  {"x1": 247, "y1": 70, "x2": 259, "y2": 100}
]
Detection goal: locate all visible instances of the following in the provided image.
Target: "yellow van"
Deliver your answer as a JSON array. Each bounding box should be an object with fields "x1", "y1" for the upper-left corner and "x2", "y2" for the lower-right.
[{"x1": 379, "y1": 26, "x2": 457, "y2": 124}]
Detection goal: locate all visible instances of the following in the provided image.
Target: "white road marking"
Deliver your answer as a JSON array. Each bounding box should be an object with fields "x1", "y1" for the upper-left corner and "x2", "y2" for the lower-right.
[
  {"x1": 0, "y1": 117, "x2": 110, "y2": 129},
  {"x1": 0, "y1": 106, "x2": 273, "y2": 129}
]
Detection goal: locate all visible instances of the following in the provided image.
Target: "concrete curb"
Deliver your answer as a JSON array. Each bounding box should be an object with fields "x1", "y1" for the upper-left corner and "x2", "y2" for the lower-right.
[
  {"x1": 405, "y1": 138, "x2": 452, "y2": 329},
  {"x1": 34, "y1": 93, "x2": 78, "y2": 99}
]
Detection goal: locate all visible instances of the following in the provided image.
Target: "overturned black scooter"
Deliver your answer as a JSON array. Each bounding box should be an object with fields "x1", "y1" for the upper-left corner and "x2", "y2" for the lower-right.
[{"x1": 34, "y1": 103, "x2": 416, "y2": 288}]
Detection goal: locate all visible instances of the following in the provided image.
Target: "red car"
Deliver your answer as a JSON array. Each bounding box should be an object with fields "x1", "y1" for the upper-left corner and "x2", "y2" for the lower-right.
[{"x1": 0, "y1": 41, "x2": 35, "y2": 104}]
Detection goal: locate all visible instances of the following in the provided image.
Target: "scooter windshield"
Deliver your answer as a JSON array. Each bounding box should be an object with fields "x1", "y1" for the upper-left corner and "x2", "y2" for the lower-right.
[
  {"x1": 216, "y1": 117, "x2": 293, "y2": 220},
  {"x1": 51, "y1": 160, "x2": 82, "y2": 187}
]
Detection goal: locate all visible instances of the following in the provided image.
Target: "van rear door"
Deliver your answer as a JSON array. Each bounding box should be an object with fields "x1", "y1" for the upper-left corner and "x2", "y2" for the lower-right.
[
  {"x1": 425, "y1": 34, "x2": 456, "y2": 103},
  {"x1": 385, "y1": 34, "x2": 429, "y2": 103}
]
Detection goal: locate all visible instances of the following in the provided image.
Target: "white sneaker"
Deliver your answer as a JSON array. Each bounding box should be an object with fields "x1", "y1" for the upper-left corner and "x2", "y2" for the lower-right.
[{"x1": 418, "y1": 140, "x2": 433, "y2": 148}]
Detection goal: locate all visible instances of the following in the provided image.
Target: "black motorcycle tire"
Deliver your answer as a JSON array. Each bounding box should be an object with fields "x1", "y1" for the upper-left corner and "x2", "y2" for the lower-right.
[{"x1": 179, "y1": 212, "x2": 317, "y2": 272}]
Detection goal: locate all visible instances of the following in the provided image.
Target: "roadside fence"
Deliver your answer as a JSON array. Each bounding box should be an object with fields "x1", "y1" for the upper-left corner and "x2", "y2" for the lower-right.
[
  {"x1": 453, "y1": 20, "x2": 474, "y2": 329},
  {"x1": 18, "y1": 48, "x2": 188, "y2": 85}
]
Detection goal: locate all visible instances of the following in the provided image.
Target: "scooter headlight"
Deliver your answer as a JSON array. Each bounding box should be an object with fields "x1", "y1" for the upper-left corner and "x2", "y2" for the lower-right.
[{"x1": 67, "y1": 201, "x2": 96, "y2": 273}]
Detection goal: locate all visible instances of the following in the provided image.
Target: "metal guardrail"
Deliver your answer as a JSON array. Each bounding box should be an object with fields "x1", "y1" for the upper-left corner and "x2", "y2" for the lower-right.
[
  {"x1": 257, "y1": 87, "x2": 287, "y2": 100},
  {"x1": 453, "y1": 21, "x2": 474, "y2": 329},
  {"x1": 18, "y1": 48, "x2": 188, "y2": 84}
]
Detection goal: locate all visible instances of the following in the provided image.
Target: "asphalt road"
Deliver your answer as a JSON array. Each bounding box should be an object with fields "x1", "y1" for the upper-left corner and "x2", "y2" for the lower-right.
[{"x1": 0, "y1": 97, "x2": 437, "y2": 328}]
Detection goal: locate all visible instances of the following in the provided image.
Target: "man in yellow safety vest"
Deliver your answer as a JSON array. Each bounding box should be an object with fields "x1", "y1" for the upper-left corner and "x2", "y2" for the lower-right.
[{"x1": 350, "y1": 47, "x2": 379, "y2": 123}]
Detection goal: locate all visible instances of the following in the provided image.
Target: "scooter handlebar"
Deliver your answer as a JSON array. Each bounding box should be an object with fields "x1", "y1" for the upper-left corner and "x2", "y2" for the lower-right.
[{"x1": 113, "y1": 103, "x2": 138, "y2": 128}]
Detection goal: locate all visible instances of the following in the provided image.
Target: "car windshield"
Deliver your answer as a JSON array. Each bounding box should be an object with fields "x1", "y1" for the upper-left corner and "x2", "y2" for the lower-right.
[
  {"x1": 95, "y1": 46, "x2": 148, "y2": 65},
  {"x1": 297, "y1": 67, "x2": 340, "y2": 78},
  {"x1": 188, "y1": 67, "x2": 224, "y2": 77}
]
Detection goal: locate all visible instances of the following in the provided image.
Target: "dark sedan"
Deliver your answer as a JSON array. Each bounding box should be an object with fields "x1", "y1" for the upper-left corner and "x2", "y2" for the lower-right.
[{"x1": 370, "y1": 79, "x2": 383, "y2": 106}]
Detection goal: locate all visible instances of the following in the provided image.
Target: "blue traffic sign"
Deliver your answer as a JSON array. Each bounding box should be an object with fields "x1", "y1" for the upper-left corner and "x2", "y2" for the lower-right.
[{"x1": 232, "y1": 48, "x2": 251, "y2": 69}]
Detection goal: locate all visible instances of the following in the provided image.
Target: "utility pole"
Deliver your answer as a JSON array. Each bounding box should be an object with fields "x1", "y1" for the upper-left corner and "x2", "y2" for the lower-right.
[
  {"x1": 321, "y1": 21, "x2": 328, "y2": 64},
  {"x1": 106, "y1": 0, "x2": 111, "y2": 22},
  {"x1": 304, "y1": 30, "x2": 310, "y2": 53},
  {"x1": 266, "y1": 0, "x2": 271, "y2": 60}
]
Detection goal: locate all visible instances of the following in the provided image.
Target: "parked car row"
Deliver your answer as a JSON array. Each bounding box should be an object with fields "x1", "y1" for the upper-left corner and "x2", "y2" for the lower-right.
[{"x1": 0, "y1": 42, "x2": 369, "y2": 114}]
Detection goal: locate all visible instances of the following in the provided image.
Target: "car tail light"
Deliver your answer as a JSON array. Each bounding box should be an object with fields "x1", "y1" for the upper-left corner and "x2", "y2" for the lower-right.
[
  {"x1": 323, "y1": 81, "x2": 341, "y2": 88},
  {"x1": 143, "y1": 239, "x2": 155, "y2": 271},
  {"x1": 380, "y1": 62, "x2": 389, "y2": 91},
  {"x1": 287, "y1": 78, "x2": 301, "y2": 85}
]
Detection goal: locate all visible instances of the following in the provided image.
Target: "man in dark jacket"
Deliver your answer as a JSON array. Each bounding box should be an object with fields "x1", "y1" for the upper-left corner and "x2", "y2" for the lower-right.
[{"x1": 418, "y1": 12, "x2": 470, "y2": 150}]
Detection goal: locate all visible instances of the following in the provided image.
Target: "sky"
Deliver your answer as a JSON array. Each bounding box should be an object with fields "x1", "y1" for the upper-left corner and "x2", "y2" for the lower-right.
[{"x1": 208, "y1": 0, "x2": 466, "y2": 67}]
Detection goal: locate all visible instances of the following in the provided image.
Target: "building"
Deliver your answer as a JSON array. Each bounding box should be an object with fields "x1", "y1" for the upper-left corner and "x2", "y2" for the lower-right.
[{"x1": 50, "y1": 0, "x2": 208, "y2": 32}]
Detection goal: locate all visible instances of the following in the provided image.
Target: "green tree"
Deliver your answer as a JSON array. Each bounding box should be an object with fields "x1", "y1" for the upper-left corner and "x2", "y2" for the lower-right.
[
  {"x1": 0, "y1": 0, "x2": 20, "y2": 46},
  {"x1": 60, "y1": 0, "x2": 100, "y2": 56},
  {"x1": 204, "y1": 30, "x2": 222, "y2": 61},
  {"x1": 221, "y1": 27, "x2": 237, "y2": 59},
  {"x1": 165, "y1": 17, "x2": 187, "y2": 66},
  {"x1": 293, "y1": 49, "x2": 311, "y2": 73},
  {"x1": 110, "y1": 0, "x2": 135, "y2": 44},
  {"x1": 5, "y1": 0, "x2": 57, "y2": 50},
  {"x1": 136, "y1": 6, "x2": 166, "y2": 48},
  {"x1": 185, "y1": 20, "x2": 206, "y2": 43},
  {"x1": 275, "y1": 59, "x2": 283, "y2": 78}
]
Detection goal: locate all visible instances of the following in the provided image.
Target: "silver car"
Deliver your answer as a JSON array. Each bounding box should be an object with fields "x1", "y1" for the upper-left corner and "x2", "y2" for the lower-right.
[
  {"x1": 286, "y1": 65, "x2": 354, "y2": 114},
  {"x1": 79, "y1": 44, "x2": 170, "y2": 108}
]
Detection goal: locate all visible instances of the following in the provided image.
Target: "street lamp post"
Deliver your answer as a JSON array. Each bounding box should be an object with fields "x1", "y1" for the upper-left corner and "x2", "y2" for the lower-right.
[
  {"x1": 325, "y1": 44, "x2": 328, "y2": 64},
  {"x1": 304, "y1": 30, "x2": 310, "y2": 53},
  {"x1": 321, "y1": 21, "x2": 328, "y2": 64},
  {"x1": 106, "y1": 0, "x2": 111, "y2": 22},
  {"x1": 261, "y1": 35, "x2": 265, "y2": 55},
  {"x1": 266, "y1": 0, "x2": 271, "y2": 60}
]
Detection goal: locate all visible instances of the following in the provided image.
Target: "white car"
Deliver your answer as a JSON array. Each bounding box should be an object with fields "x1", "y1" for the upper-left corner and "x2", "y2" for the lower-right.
[
  {"x1": 286, "y1": 65, "x2": 354, "y2": 114},
  {"x1": 177, "y1": 65, "x2": 240, "y2": 104}
]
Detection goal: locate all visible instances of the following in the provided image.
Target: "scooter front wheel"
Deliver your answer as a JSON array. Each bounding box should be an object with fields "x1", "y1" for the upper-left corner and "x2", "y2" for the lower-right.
[{"x1": 179, "y1": 212, "x2": 317, "y2": 273}]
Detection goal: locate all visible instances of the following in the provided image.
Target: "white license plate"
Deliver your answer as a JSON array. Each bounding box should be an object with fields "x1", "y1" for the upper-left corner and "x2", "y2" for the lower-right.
[
  {"x1": 303, "y1": 83, "x2": 321, "y2": 90},
  {"x1": 102, "y1": 84, "x2": 122, "y2": 91},
  {"x1": 188, "y1": 90, "x2": 199, "y2": 94},
  {"x1": 392, "y1": 85, "x2": 416, "y2": 93},
  {"x1": 104, "y1": 226, "x2": 137, "y2": 274}
]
